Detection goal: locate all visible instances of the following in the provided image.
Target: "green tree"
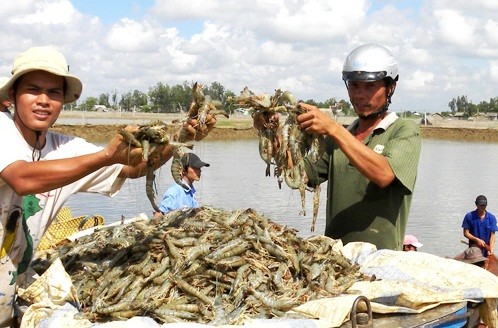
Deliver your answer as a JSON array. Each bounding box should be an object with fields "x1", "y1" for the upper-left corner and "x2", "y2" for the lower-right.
[
  {"x1": 111, "y1": 90, "x2": 118, "y2": 109},
  {"x1": 206, "y1": 81, "x2": 225, "y2": 101},
  {"x1": 78, "y1": 97, "x2": 98, "y2": 111},
  {"x1": 448, "y1": 98, "x2": 456, "y2": 113},
  {"x1": 148, "y1": 82, "x2": 171, "y2": 113},
  {"x1": 131, "y1": 90, "x2": 147, "y2": 110},
  {"x1": 98, "y1": 93, "x2": 110, "y2": 107},
  {"x1": 170, "y1": 82, "x2": 192, "y2": 113},
  {"x1": 119, "y1": 92, "x2": 132, "y2": 111}
]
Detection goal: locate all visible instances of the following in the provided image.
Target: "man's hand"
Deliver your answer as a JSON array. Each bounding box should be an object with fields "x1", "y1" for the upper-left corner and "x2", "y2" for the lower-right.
[
  {"x1": 297, "y1": 102, "x2": 336, "y2": 136},
  {"x1": 104, "y1": 125, "x2": 144, "y2": 166},
  {"x1": 182, "y1": 114, "x2": 217, "y2": 142}
]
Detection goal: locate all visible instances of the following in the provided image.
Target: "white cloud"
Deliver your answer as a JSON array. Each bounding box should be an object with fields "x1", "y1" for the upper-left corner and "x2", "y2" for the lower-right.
[
  {"x1": 9, "y1": 0, "x2": 78, "y2": 25},
  {"x1": 484, "y1": 20, "x2": 498, "y2": 47},
  {"x1": 434, "y1": 9, "x2": 476, "y2": 47},
  {"x1": 105, "y1": 19, "x2": 161, "y2": 52},
  {"x1": 403, "y1": 70, "x2": 435, "y2": 91},
  {"x1": 0, "y1": 0, "x2": 497, "y2": 113},
  {"x1": 490, "y1": 61, "x2": 498, "y2": 82}
]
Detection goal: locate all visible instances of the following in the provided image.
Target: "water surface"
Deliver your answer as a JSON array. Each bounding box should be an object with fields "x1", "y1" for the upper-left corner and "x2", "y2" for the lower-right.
[{"x1": 66, "y1": 138, "x2": 498, "y2": 258}]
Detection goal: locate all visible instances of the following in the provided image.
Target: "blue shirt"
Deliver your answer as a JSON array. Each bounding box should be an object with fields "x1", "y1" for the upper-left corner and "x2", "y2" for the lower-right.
[
  {"x1": 158, "y1": 180, "x2": 198, "y2": 214},
  {"x1": 462, "y1": 210, "x2": 498, "y2": 254}
]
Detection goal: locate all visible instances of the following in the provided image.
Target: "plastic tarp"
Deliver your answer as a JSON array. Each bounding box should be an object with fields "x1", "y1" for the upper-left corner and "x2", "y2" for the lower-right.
[{"x1": 19, "y1": 241, "x2": 498, "y2": 328}]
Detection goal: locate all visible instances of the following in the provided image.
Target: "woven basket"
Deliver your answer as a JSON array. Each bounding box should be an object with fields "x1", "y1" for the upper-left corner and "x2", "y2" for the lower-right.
[{"x1": 37, "y1": 207, "x2": 105, "y2": 251}]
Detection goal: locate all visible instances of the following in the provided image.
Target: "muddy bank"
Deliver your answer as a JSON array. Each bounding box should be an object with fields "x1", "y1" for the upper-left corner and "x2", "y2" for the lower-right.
[
  {"x1": 50, "y1": 124, "x2": 258, "y2": 143},
  {"x1": 419, "y1": 126, "x2": 498, "y2": 143},
  {"x1": 49, "y1": 124, "x2": 498, "y2": 144}
]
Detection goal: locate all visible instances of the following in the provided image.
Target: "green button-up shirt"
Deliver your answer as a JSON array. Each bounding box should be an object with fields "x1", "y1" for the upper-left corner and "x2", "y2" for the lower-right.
[{"x1": 305, "y1": 112, "x2": 421, "y2": 250}]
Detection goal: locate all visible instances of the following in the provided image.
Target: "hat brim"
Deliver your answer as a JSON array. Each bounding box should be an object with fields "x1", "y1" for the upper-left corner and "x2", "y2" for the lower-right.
[
  {"x1": 410, "y1": 242, "x2": 423, "y2": 248},
  {"x1": 190, "y1": 162, "x2": 210, "y2": 168},
  {"x1": 462, "y1": 256, "x2": 488, "y2": 264},
  {"x1": 0, "y1": 68, "x2": 82, "y2": 104}
]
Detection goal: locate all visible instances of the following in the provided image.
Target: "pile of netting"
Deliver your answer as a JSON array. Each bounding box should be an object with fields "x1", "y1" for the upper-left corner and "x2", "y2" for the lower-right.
[{"x1": 31, "y1": 206, "x2": 370, "y2": 325}]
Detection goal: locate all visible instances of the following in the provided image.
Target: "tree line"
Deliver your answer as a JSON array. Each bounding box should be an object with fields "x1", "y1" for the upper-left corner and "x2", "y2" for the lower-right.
[
  {"x1": 64, "y1": 81, "x2": 353, "y2": 115},
  {"x1": 446, "y1": 95, "x2": 498, "y2": 117}
]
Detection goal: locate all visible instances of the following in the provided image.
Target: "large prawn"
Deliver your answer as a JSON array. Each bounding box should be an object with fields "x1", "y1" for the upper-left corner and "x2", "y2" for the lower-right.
[
  {"x1": 230, "y1": 88, "x2": 326, "y2": 231},
  {"x1": 119, "y1": 122, "x2": 193, "y2": 212}
]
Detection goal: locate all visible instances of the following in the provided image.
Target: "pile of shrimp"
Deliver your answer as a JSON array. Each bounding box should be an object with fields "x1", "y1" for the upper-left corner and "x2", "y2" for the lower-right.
[
  {"x1": 228, "y1": 88, "x2": 326, "y2": 231},
  {"x1": 31, "y1": 206, "x2": 371, "y2": 325}
]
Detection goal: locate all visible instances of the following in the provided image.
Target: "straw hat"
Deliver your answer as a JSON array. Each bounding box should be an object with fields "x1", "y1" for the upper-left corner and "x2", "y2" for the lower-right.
[
  {"x1": 0, "y1": 46, "x2": 82, "y2": 104},
  {"x1": 458, "y1": 246, "x2": 488, "y2": 264},
  {"x1": 0, "y1": 76, "x2": 10, "y2": 103}
]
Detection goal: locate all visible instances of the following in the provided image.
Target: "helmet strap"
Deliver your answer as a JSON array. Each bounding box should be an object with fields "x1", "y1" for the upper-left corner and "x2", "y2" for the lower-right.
[
  {"x1": 13, "y1": 100, "x2": 44, "y2": 161},
  {"x1": 358, "y1": 106, "x2": 388, "y2": 120},
  {"x1": 357, "y1": 80, "x2": 395, "y2": 121}
]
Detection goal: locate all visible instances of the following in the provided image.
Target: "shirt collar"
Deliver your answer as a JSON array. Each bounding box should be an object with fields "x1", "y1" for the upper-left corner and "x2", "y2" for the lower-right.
[
  {"x1": 181, "y1": 178, "x2": 195, "y2": 193},
  {"x1": 348, "y1": 112, "x2": 399, "y2": 133}
]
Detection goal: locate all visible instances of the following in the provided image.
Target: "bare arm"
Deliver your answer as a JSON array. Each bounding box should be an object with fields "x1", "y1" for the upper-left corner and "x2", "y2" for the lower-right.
[
  {"x1": 2, "y1": 116, "x2": 217, "y2": 195},
  {"x1": 463, "y1": 228, "x2": 487, "y2": 248},
  {"x1": 490, "y1": 232, "x2": 496, "y2": 254},
  {"x1": 1, "y1": 133, "x2": 144, "y2": 195},
  {"x1": 297, "y1": 104, "x2": 395, "y2": 187}
]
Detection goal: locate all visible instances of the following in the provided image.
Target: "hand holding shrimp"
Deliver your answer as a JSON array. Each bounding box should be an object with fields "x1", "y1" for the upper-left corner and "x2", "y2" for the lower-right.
[{"x1": 297, "y1": 103, "x2": 339, "y2": 137}]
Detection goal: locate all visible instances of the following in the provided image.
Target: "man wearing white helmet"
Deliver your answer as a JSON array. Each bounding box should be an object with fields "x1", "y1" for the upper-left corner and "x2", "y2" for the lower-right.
[
  {"x1": 0, "y1": 46, "x2": 214, "y2": 326},
  {"x1": 255, "y1": 43, "x2": 421, "y2": 250}
]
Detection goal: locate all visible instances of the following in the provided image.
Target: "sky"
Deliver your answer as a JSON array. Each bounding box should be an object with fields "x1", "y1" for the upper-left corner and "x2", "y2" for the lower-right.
[{"x1": 1, "y1": 0, "x2": 498, "y2": 113}]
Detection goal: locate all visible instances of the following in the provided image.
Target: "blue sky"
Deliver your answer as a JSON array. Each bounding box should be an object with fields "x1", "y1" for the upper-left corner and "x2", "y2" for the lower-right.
[
  {"x1": 1, "y1": 0, "x2": 498, "y2": 113},
  {"x1": 71, "y1": 0, "x2": 154, "y2": 24}
]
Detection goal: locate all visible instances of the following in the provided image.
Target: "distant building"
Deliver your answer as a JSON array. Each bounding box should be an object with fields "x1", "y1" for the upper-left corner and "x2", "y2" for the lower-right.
[
  {"x1": 452, "y1": 112, "x2": 466, "y2": 120},
  {"x1": 469, "y1": 112, "x2": 489, "y2": 121},
  {"x1": 421, "y1": 113, "x2": 444, "y2": 125},
  {"x1": 486, "y1": 112, "x2": 498, "y2": 121},
  {"x1": 93, "y1": 105, "x2": 109, "y2": 112}
]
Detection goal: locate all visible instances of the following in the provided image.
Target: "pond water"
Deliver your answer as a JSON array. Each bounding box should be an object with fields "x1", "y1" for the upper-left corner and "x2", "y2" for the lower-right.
[{"x1": 66, "y1": 138, "x2": 498, "y2": 258}]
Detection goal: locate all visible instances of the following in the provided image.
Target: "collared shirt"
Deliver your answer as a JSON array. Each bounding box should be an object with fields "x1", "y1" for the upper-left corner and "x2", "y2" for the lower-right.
[
  {"x1": 305, "y1": 112, "x2": 422, "y2": 250},
  {"x1": 158, "y1": 179, "x2": 198, "y2": 214},
  {"x1": 462, "y1": 210, "x2": 498, "y2": 251}
]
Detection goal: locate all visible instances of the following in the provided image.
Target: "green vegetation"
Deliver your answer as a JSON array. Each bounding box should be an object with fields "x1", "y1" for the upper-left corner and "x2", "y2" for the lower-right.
[
  {"x1": 445, "y1": 95, "x2": 498, "y2": 117},
  {"x1": 66, "y1": 81, "x2": 352, "y2": 115}
]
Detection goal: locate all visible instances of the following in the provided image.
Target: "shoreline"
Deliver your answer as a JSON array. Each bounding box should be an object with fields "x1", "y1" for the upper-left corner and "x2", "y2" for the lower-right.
[
  {"x1": 50, "y1": 111, "x2": 498, "y2": 144},
  {"x1": 49, "y1": 124, "x2": 498, "y2": 144}
]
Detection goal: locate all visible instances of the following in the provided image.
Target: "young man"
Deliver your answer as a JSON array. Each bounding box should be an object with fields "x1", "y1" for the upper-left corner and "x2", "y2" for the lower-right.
[
  {"x1": 255, "y1": 43, "x2": 421, "y2": 250},
  {"x1": 462, "y1": 195, "x2": 497, "y2": 257},
  {"x1": 0, "y1": 46, "x2": 214, "y2": 326},
  {"x1": 154, "y1": 152, "x2": 210, "y2": 217}
]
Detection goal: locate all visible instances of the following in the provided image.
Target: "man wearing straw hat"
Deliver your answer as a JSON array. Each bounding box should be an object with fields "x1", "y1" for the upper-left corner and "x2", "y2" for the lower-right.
[{"x1": 0, "y1": 46, "x2": 215, "y2": 326}]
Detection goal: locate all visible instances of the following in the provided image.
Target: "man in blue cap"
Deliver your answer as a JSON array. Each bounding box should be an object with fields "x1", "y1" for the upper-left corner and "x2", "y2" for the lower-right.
[
  {"x1": 462, "y1": 195, "x2": 498, "y2": 257},
  {"x1": 154, "y1": 152, "x2": 210, "y2": 217}
]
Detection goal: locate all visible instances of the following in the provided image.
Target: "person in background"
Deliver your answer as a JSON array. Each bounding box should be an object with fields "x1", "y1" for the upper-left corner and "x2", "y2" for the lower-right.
[
  {"x1": 254, "y1": 43, "x2": 421, "y2": 250},
  {"x1": 0, "y1": 76, "x2": 12, "y2": 114},
  {"x1": 403, "y1": 234, "x2": 423, "y2": 251},
  {"x1": 462, "y1": 195, "x2": 497, "y2": 257},
  {"x1": 0, "y1": 46, "x2": 214, "y2": 326},
  {"x1": 153, "y1": 152, "x2": 210, "y2": 218},
  {"x1": 455, "y1": 246, "x2": 489, "y2": 268}
]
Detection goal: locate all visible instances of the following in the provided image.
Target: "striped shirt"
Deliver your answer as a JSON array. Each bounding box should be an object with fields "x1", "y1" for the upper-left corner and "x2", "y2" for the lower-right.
[{"x1": 305, "y1": 112, "x2": 421, "y2": 250}]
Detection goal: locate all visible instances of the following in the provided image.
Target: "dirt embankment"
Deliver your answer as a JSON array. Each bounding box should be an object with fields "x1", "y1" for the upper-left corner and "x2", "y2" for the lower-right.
[
  {"x1": 50, "y1": 124, "x2": 259, "y2": 143},
  {"x1": 419, "y1": 126, "x2": 498, "y2": 143},
  {"x1": 49, "y1": 124, "x2": 498, "y2": 144}
]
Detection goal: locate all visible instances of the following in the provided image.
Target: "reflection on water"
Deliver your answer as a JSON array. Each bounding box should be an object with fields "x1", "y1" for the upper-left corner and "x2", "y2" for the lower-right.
[{"x1": 66, "y1": 138, "x2": 498, "y2": 258}]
